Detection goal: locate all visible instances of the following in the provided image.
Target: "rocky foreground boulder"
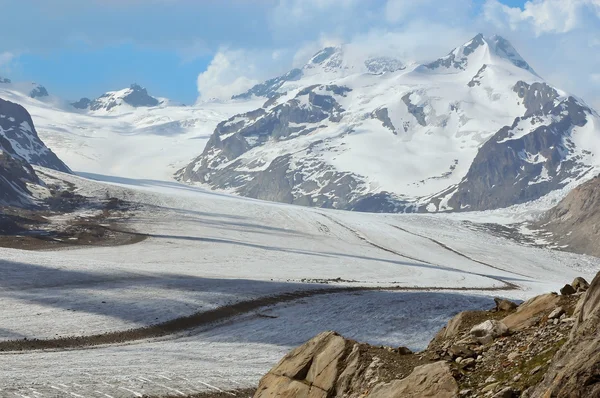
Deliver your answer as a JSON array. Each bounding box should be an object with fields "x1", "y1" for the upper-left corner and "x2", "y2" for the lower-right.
[
  {"x1": 255, "y1": 274, "x2": 599, "y2": 397},
  {"x1": 531, "y1": 272, "x2": 600, "y2": 397}
]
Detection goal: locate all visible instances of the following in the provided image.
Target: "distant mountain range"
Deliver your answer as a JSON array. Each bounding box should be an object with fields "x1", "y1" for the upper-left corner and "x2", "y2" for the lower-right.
[
  {"x1": 1, "y1": 34, "x2": 599, "y2": 214},
  {"x1": 177, "y1": 34, "x2": 600, "y2": 212},
  {"x1": 0, "y1": 77, "x2": 49, "y2": 100}
]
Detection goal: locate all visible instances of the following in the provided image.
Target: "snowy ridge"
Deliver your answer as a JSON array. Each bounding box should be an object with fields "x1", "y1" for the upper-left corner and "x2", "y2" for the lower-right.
[{"x1": 179, "y1": 34, "x2": 600, "y2": 213}]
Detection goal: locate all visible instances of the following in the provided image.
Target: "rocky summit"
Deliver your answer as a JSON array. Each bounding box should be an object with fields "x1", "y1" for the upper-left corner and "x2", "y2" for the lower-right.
[
  {"x1": 71, "y1": 84, "x2": 161, "y2": 112},
  {"x1": 253, "y1": 274, "x2": 599, "y2": 398},
  {"x1": 178, "y1": 34, "x2": 600, "y2": 213}
]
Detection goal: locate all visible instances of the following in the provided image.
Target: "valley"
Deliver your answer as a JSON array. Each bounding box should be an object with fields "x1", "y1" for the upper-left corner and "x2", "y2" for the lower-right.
[{"x1": 0, "y1": 31, "x2": 599, "y2": 398}]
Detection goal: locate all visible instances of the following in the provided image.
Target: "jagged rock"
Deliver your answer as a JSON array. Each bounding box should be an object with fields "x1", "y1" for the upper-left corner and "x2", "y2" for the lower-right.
[
  {"x1": 572, "y1": 277, "x2": 590, "y2": 292},
  {"x1": 397, "y1": 346, "x2": 413, "y2": 355},
  {"x1": 254, "y1": 331, "x2": 345, "y2": 398},
  {"x1": 494, "y1": 298, "x2": 519, "y2": 312},
  {"x1": 502, "y1": 293, "x2": 560, "y2": 331},
  {"x1": 429, "y1": 311, "x2": 474, "y2": 348},
  {"x1": 470, "y1": 320, "x2": 509, "y2": 344},
  {"x1": 449, "y1": 344, "x2": 476, "y2": 359},
  {"x1": 548, "y1": 307, "x2": 565, "y2": 319},
  {"x1": 367, "y1": 362, "x2": 459, "y2": 398},
  {"x1": 560, "y1": 284, "x2": 576, "y2": 295},
  {"x1": 255, "y1": 331, "x2": 400, "y2": 398},
  {"x1": 531, "y1": 271, "x2": 600, "y2": 397}
]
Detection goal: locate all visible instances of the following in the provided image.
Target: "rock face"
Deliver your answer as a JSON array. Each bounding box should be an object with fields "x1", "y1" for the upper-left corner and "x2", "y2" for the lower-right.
[
  {"x1": 0, "y1": 98, "x2": 70, "y2": 173},
  {"x1": 502, "y1": 293, "x2": 560, "y2": 331},
  {"x1": 0, "y1": 98, "x2": 69, "y2": 205},
  {"x1": 367, "y1": 362, "x2": 458, "y2": 398},
  {"x1": 0, "y1": 136, "x2": 39, "y2": 206},
  {"x1": 254, "y1": 331, "x2": 459, "y2": 398},
  {"x1": 444, "y1": 83, "x2": 593, "y2": 211},
  {"x1": 537, "y1": 175, "x2": 600, "y2": 257},
  {"x1": 254, "y1": 331, "x2": 373, "y2": 398},
  {"x1": 469, "y1": 320, "x2": 509, "y2": 344},
  {"x1": 71, "y1": 97, "x2": 92, "y2": 110},
  {"x1": 28, "y1": 84, "x2": 49, "y2": 99},
  {"x1": 179, "y1": 34, "x2": 600, "y2": 213},
  {"x1": 532, "y1": 272, "x2": 600, "y2": 397}
]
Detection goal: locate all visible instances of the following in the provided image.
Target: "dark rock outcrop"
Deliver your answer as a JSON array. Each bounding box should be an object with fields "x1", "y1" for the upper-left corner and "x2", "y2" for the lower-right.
[
  {"x1": 71, "y1": 97, "x2": 92, "y2": 110},
  {"x1": 29, "y1": 84, "x2": 49, "y2": 99}
]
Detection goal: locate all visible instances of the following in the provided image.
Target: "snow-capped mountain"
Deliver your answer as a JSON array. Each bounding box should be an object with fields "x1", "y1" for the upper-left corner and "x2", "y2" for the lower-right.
[
  {"x1": 0, "y1": 98, "x2": 69, "y2": 206},
  {"x1": 178, "y1": 34, "x2": 600, "y2": 212},
  {"x1": 232, "y1": 46, "x2": 406, "y2": 100},
  {"x1": 0, "y1": 76, "x2": 50, "y2": 100},
  {"x1": 71, "y1": 84, "x2": 164, "y2": 112}
]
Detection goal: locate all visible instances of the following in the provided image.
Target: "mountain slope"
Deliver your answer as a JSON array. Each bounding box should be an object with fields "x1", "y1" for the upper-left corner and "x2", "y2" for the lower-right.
[
  {"x1": 0, "y1": 98, "x2": 69, "y2": 205},
  {"x1": 538, "y1": 174, "x2": 600, "y2": 257},
  {"x1": 178, "y1": 34, "x2": 600, "y2": 212},
  {"x1": 0, "y1": 98, "x2": 70, "y2": 173}
]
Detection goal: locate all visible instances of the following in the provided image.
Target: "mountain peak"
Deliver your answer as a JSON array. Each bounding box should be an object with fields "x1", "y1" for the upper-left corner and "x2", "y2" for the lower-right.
[
  {"x1": 305, "y1": 46, "x2": 344, "y2": 72},
  {"x1": 72, "y1": 83, "x2": 160, "y2": 112},
  {"x1": 307, "y1": 46, "x2": 342, "y2": 65},
  {"x1": 424, "y1": 33, "x2": 536, "y2": 75}
]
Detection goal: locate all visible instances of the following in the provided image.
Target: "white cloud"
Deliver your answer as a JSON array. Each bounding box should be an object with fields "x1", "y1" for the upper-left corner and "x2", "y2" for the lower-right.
[
  {"x1": 481, "y1": 0, "x2": 600, "y2": 109},
  {"x1": 194, "y1": 0, "x2": 600, "y2": 111},
  {"x1": 196, "y1": 47, "x2": 296, "y2": 102},
  {"x1": 0, "y1": 52, "x2": 14, "y2": 67},
  {"x1": 0, "y1": 51, "x2": 15, "y2": 74},
  {"x1": 196, "y1": 50, "x2": 259, "y2": 102},
  {"x1": 385, "y1": 0, "x2": 474, "y2": 24},
  {"x1": 484, "y1": 0, "x2": 600, "y2": 35}
]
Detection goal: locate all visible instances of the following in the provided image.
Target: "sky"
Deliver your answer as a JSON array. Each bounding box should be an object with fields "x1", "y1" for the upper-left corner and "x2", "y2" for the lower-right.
[{"x1": 0, "y1": 0, "x2": 599, "y2": 109}]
